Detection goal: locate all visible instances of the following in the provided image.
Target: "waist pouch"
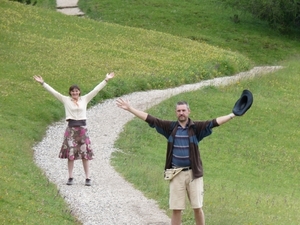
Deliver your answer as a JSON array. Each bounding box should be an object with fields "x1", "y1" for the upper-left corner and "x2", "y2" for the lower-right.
[{"x1": 164, "y1": 168, "x2": 184, "y2": 181}]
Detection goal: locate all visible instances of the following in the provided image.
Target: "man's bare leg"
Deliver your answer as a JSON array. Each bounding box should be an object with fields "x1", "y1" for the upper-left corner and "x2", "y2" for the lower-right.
[
  {"x1": 194, "y1": 208, "x2": 205, "y2": 225},
  {"x1": 171, "y1": 210, "x2": 182, "y2": 225}
]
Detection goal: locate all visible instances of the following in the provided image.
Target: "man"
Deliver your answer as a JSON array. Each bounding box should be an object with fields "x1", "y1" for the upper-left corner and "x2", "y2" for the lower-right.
[{"x1": 116, "y1": 98, "x2": 236, "y2": 225}]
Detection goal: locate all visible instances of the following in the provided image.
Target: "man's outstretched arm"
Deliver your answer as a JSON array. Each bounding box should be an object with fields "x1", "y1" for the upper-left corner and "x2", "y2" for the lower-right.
[
  {"x1": 116, "y1": 98, "x2": 148, "y2": 121},
  {"x1": 216, "y1": 112, "x2": 236, "y2": 125}
]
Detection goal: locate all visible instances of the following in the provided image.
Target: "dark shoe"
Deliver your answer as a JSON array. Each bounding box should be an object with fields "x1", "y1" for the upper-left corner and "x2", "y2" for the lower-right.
[
  {"x1": 66, "y1": 178, "x2": 73, "y2": 185},
  {"x1": 85, "y1": 178, "x2": 91, "y2": 186}
]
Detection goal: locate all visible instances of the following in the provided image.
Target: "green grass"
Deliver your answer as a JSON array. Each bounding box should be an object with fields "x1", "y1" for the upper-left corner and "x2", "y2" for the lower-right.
[
  {"x1": 78, "y1": 0, "x2": 300, "y2": 65},
  {"x1": 1, "y1": 0, "x2": 300, "y2": 224},
  {"x1": 0, "y1": 1, "x2": 251, "y2": 224},
  {"x1": 112, "y1": 60, "x2": 300, "y2": 224}
]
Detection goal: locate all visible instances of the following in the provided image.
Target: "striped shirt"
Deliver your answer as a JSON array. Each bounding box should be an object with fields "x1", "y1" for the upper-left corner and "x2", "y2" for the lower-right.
[{"x1": 172, "y1": 125, "x2": 190, "y2": 167}]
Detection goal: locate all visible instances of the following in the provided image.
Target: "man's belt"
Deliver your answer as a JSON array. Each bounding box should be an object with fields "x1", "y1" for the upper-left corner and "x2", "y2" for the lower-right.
[{"x1": 182, "y1": 167, "x2": 192, "y2": 171}]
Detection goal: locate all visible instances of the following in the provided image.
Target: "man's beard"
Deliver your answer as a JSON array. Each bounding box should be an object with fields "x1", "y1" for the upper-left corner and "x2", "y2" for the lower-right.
[{"x1": 178, "y1": 115, "x2": 187, "y2": 122}]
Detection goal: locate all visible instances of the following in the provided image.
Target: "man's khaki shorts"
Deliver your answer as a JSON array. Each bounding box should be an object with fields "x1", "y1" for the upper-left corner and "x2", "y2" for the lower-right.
[{"x1": 169, "y1": 170, "x2": 204, "y2": 210}]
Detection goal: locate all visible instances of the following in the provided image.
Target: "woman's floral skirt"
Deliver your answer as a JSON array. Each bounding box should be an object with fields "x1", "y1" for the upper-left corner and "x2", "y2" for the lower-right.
[{"x1": 59, "y1": 126, "x2": 94, "y2": 160}]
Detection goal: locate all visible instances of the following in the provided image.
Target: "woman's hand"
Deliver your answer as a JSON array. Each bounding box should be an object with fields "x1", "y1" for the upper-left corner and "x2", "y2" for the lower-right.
[
  {"x1": 33, "y1": 75, "x2": 44, "y2": 84},
  {"x1": 105, "y1": 72, "x2": 115, "y2": 81}
]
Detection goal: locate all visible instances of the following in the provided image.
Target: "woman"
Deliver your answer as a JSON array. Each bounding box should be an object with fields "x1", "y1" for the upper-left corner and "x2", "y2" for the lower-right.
[{"x1": 34, "y1": 72, "x2": 115, "y2": 186}]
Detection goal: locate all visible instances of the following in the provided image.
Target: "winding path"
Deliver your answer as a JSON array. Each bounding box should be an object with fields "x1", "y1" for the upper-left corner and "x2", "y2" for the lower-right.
[{"x1": 33, "y1": 66, "x2": 282, "y2": 224}]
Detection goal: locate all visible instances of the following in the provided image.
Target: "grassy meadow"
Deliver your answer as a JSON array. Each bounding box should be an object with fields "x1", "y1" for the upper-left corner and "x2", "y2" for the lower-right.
[
  {"x1": 112, "y1": 60, "x2": 300, "y2": 224},
  {"x1": 78, "y1": 0, "x2": 300, "y2": 65},
  {"x1": 1, "y1": 0, "x2": 300, "y2": 224}
]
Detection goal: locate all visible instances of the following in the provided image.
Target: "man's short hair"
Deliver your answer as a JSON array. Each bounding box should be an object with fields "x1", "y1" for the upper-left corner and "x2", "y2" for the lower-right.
[{"x1": 176, "y1": 101, "x2": 190, "y2": 109}]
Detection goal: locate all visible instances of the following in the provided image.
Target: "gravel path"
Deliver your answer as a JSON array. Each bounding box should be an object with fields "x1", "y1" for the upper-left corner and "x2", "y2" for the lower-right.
[{"x1": 33, "y1": 66, "x2": 281, "y2": 225}]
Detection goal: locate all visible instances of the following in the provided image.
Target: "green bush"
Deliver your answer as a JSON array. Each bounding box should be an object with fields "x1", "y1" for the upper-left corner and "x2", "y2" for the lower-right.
[
  {"x1": 9, "y1": 0, "x2": 37, "y2": 5},
  {"x1": 223, "y1": 0, "x2": 300, "y2": 33}
]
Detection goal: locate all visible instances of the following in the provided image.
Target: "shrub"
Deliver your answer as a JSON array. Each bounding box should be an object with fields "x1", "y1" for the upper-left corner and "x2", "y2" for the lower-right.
[
  {"x1": 223, "y1": 0, "x2": 300, "y2": 33},
  {"x1": 9, "y1": 0, "x2": 37, "y2": 5}
]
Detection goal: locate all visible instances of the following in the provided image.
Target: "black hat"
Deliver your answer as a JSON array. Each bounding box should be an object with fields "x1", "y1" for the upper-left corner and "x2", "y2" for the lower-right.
[{"x1": 232, "y1": 90, "x2": 253, "y2": 116}]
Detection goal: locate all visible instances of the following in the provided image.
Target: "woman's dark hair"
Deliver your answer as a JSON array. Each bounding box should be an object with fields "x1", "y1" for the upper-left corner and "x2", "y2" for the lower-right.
[{"x1": 69, "y1": 85, "x2": 81, "y2": 96}]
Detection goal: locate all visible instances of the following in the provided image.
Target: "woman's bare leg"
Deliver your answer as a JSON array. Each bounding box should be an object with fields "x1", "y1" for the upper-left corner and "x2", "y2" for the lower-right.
[{"x1": 68, "y1": 159, "x2": 74, "y2": 178}]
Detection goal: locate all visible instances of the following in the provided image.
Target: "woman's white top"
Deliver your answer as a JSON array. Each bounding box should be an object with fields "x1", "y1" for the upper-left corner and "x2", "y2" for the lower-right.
[{"x1": 42, "y1": 80, "x2": 107, "y2": 121}]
